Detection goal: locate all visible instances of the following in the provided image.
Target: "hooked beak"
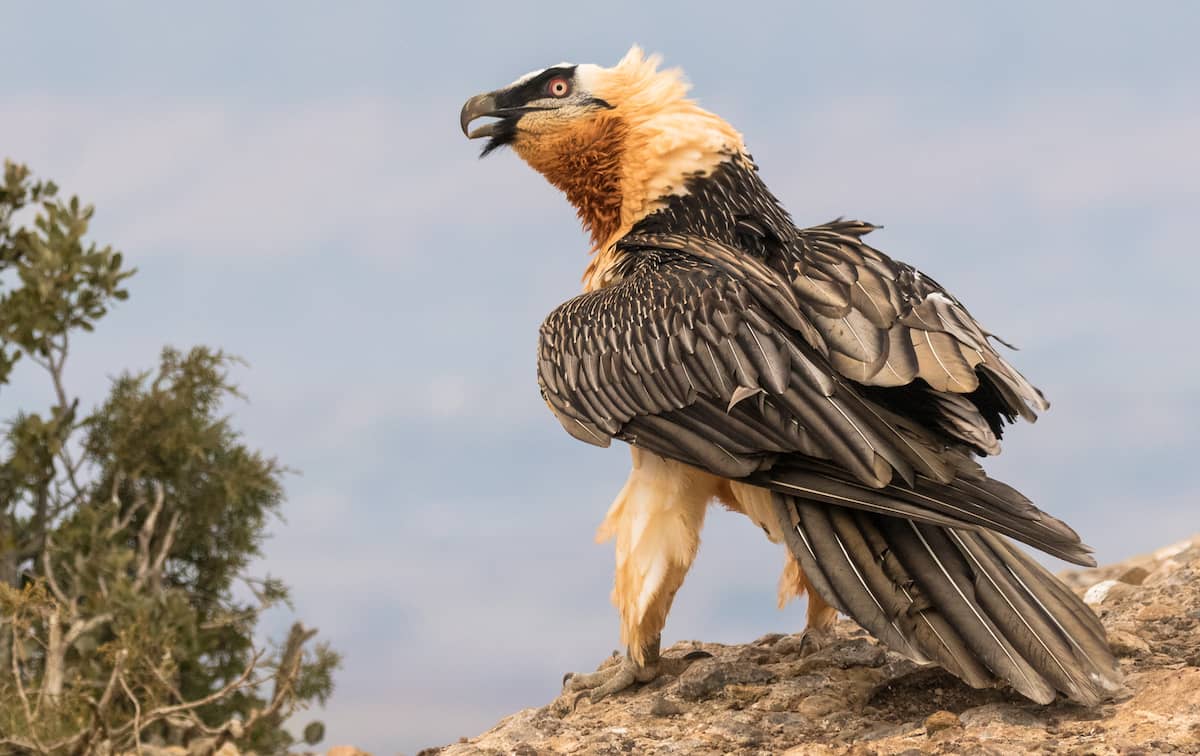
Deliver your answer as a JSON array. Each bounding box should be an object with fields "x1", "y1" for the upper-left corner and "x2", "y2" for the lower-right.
[{"x1": 460, "y1": 93, "x2": 501, "y2": 140}]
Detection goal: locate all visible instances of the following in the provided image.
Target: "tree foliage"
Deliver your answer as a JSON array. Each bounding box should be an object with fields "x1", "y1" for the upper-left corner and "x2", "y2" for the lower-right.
[{"x1": 0, "y1": 161, "x2": 339, "y2": 755}]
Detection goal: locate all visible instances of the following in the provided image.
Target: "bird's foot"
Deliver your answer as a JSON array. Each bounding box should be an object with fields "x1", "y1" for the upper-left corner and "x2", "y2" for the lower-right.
[
  {"x1": 562, "y1": 654, "x2": 651, "y2": 707},
  {"x1": 561, "y1": 650, "x2": 711, "y2": 709},
  {"x1": 799, "y1": 625, "x2": 835, "y2": 657}
]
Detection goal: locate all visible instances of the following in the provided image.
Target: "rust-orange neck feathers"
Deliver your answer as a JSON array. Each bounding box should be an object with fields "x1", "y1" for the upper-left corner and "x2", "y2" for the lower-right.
[
  {"x1": 515, "y1": 114, "x2": 629, "y2": 253},
  {"x1": 513, "y1": 48, "x2": 747, "y2": 291}
]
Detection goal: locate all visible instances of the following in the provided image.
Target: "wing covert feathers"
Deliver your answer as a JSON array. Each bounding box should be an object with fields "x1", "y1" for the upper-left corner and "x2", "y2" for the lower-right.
[
  {"x1": 773, "y1": 496, "x2": 1122, "y2": 706},
  {"x1": 624, "y1": 225, "x2": 1048, "y2": 449},
  {"x1": 538, "y1": 242, "x2": 1096, "y2": 565}
]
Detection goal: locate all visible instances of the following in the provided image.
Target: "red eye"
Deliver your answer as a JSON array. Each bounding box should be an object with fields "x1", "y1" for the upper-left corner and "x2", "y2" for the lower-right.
[{"x1": 547, "y1": 77, "x2": 571, "y2": 98}]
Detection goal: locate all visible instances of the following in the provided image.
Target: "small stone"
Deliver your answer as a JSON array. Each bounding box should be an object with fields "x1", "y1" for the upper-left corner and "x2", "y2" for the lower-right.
[
  {"x1": 648, "y1": 694, "x2": 686, "y2": 717},
  {"x1": 797, "y1": 693, "x2": 843, "y2": 718},
  {"x1": 772, "y1": 635, "x2": 808, "y2": 656},
  {"x1": 1083, "y1": 579, "x2": 1136, "y2": 605},
  {"x1": 857, "y1": 721, "x2": 907, "y2": 741},
  {"x1": 924, "y1": 710, "x2": 960, "y2": 735},
  {"x1": 1136, "y1": 602, "x2": 1178, "y2": 622},
  {"x1": 1117, "y1": 566, "x2": 1150, "y2": 585},
  {"x1": 959, "y1": 703, "x2": 1044, "y2": 728},
  {"x1": 726, "y1": 684, "x2": 768, "y2": 704},
  {"x1": 1144, "y1": 560, "x2": 1184, "y2": 587},
  {"x1": 754, "y1": 632, "x2": 785, "y2": 646},
  {"x1": 706, "y1": 722, "x2": 764, "y2": 747},
  {"x1": 1106, "y1": 629, "x2": 1151, "y2": 658},
  {"x1": 1153, "y1": 538, "x2": 1194, "y2": 561},
  {"x1": 766, "y1": 710, "x2": 808, "y2": 728},
  {"x1": 795, "y1": 638, "x2": 887, "y2": 674},
  {"x1": 831, "y1": 638, "x2": 888, "y2": 669},
  {"x1": 677, "y1": 659, "x2": 777, "y2": 701}
]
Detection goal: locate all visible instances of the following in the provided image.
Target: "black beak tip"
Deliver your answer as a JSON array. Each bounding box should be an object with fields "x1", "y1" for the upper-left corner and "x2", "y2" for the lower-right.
[{"x1": 459, "y1": 104, "x2": 474, "y2": 137}]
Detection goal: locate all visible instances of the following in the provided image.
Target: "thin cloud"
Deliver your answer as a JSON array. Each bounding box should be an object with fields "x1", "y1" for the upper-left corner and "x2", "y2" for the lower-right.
[
  {"x1": 760, "y1": 93, "x2": 1200, "y2": 219},
  {"x1": 2, "y1": 96, "x2": 546, "y2": 264}
]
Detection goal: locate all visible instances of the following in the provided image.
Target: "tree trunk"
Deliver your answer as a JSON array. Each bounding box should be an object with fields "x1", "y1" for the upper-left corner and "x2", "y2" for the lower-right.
[
  {"x1": 43, "y1": 611, "x2": 65, "y2": 704},
  {"x1": 0, "y1": 516, "x2": 20, "y2": 588}
]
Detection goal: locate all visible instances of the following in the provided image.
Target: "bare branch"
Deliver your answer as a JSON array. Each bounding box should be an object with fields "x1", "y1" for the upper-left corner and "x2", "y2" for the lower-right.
[
  {"x1": 107, "y1": 473, "x2": 143, "y2": 538},
  {"x1": 119, "y1": 671, "x2": 143, "y2": 756},
  {"x1": 42, "y1": 334, "x2": 87, "y2": 503},
  {"x1": 63, "y1": 612, "x2": 113, "y2": 648},
  {"x1": 106, "y1": 648, "x2": 267, "y2": 742},
  {"x1": 237, "y1": 622, "x2": 319, "y2": 736},
  {"x1": 198, "y1": 608, "x2": 258, "y2": 631},
  {"x1": 149, "y1": 654, "x2": 185, "y2": 705},
  {"x1": 56, "y1": 445, "x2": 86, "y2": 508},
  {"x1": 36, "y1": 612, "x2": 61, "y2": 712},
  {"x1": 83, "y1": 698, "x2": 111, "y2": 754},
  {"x1": 98, "y1": 649, "x2": 128, "y2": 712},
  {"x1": 26, "y1": 353, "x2": 51, "y2": 372},
  {"x1": 38, "y1": 630, "x2": 312, "y2": 752},
  {"x1": 0, "y1": 736, "x2": 42, "y2": 754},
  {"x1": 47, "y1": 333, "x2": 71, "y2": 411},
  {"x1": 74, "y1": 650, "x2": 126, "y2": 756},
  {"x1": 107, "y1": 471, "x2": 129, "y2": 529},
  {"x1": 39, "y1": 572, "x2": 111, "y2": 709},
  {"x1": 12, "y1": 624, "x2": 36, "y2": 738},
  {"x1": 133, "y1": 481, "x2": 165, "y2": 588},
  {"x1": 41, "y1": 542, "x2": 70, "y2": 608},
  {"x1": 149, "y1": 509, "x2": 182, "y2": 580}
]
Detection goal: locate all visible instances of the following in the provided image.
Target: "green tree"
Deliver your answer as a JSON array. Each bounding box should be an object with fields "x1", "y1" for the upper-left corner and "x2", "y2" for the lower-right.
[{"x1": 0, "y1": 161, "x2": 339, "y2": 754}]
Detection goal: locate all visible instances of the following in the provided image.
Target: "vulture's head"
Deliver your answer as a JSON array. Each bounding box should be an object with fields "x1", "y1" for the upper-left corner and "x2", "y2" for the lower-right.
[{"x1": 461, "y1": 46, "x2": 746, "y2": 259}]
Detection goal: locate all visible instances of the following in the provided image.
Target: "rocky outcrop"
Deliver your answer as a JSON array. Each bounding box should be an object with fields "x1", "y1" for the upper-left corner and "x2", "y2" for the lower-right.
[
  {"x1": 434, "y1": 534, "x2": 1200, "y2": 755},
  {"x1": 120, "y1": 745, "x2": 370, "y2": 756}
]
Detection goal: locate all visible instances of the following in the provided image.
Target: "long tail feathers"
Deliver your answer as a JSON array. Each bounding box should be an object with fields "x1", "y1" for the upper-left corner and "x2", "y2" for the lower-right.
[
  {"x1": 774, "y1": 495, "x2": 1122, "y2": 705},
  {"x1": 759, "y1": 461, "x2": 1096, "y2": 566}
]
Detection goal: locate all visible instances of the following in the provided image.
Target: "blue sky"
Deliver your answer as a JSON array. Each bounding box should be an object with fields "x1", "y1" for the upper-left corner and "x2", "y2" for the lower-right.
[{"x1": 4, "y1": 3, "x2": 1198, "y2": 753}]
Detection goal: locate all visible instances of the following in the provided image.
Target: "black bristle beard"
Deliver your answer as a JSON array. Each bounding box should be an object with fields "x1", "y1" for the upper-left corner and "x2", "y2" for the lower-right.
[{"x1": 479, "y1": 118, "x2": 518, "y2": 158}]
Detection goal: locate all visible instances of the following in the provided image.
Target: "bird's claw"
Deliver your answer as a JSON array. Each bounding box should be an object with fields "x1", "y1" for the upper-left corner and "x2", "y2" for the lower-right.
[
  {"x1": 799, "y1": 626, "x2": 834, "y2": 657},
  {"x1": 561, "y1": 649, "x2": 713, "y2": 711},
  {"x1": 563, "y1": 655, "x2": 642, "y2": 709}
]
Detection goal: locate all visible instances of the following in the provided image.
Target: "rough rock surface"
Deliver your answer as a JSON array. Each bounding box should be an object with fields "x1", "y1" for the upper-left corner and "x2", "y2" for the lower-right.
[
  {"x1": 122, "y1": 745, "x2": 370, "y2": 756},
  {"x1": 432, "y1": 534, "x2": 1200, "y2": 755}
]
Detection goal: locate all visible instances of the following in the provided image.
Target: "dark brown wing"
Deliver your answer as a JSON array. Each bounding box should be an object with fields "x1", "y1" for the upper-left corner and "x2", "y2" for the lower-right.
[
  {"x1": 536, "y1": 244, "x2": 1089, "y2": 564},
  {"x1": 628, "y1": 222, "x2": 1049, "y2": 456},
  {"x1": 538, "y1": 238, "x2": 1120, "y2": 705}
]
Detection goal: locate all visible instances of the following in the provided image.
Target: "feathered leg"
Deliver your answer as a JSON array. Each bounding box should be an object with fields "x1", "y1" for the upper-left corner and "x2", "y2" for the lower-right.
[
  {"x1": 724, "y1": 481, "x2": 838, "y2": 653},
  {"x1": 778, "y1": 550, "x2": 839, "y2": 653},
  {"x1": 564, "y1": 449, "x2": 719, "y2": 703}
]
